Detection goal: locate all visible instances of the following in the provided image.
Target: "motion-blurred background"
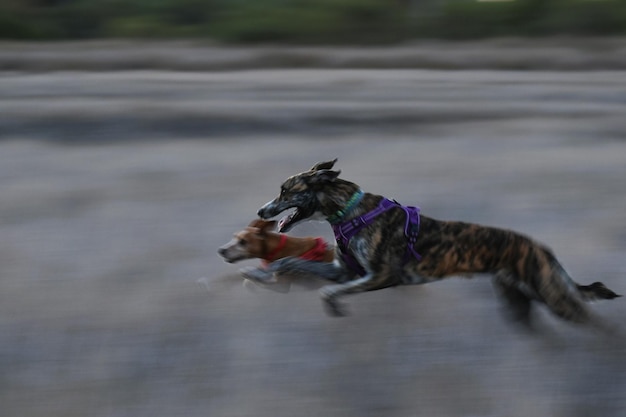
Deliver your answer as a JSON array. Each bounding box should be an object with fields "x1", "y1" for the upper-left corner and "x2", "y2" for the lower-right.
[
  {"x1": 1, "y1": 0, "x2": 626, "y2": 41},
  {"x1": 1, "y1": 2, "x2": 626, "y2": 417}
]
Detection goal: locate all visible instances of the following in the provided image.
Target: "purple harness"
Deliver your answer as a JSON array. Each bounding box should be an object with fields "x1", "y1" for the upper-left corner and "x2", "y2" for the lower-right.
[{"x1": 331, "y1": 197, "x2": 422, "y2": 276}]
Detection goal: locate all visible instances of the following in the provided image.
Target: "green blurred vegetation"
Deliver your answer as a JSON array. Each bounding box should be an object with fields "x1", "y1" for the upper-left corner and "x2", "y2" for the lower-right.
[{"x1": 1, "y1": 0, "x2": 625, "y2": 42}]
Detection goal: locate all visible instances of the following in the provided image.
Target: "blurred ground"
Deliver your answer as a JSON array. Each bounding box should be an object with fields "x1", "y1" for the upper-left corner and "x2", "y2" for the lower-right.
[{"x1": 1, "y1": 63, "x2": 626, "y2": 417}]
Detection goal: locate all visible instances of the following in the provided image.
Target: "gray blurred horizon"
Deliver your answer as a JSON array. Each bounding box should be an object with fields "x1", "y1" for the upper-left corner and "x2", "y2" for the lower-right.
[{"x1": 1, "y1": 41, "x2": 626, "y2": 417}]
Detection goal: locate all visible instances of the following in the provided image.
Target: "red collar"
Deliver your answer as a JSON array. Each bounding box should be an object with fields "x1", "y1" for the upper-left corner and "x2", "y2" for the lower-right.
[
  {"x1": 263, "y1": 234, "x2": 288, "y2": 263},
  {"x1": 299, "y1": 237, "x2": 329, "y2": 262}
]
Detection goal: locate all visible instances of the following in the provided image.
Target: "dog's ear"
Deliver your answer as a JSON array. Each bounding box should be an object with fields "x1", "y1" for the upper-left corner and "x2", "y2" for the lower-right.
[
  {"x1": 248, "y1": 219, "x2": 276, "y2": 233},
  {"x1": 259, "y1": 220, "x2": 277, "y2": 233},
  {"x1": 248, "y1": 219, "x2": 268, "y2": 229},
  {"x1": 310, "y1": 159, "x2": 338, "y2": 171},
  {"x1": 305, "y1": 169, "x2": 341, "y2": 184}
]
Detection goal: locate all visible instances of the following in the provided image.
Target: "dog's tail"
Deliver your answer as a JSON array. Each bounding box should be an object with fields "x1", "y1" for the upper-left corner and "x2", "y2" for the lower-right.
[{"x1": 577, "y1": 281, "x2": 622, "y2": 301}]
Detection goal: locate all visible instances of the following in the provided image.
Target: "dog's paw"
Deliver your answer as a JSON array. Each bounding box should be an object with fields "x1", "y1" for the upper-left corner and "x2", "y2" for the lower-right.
[
  {"x1": 320, "y1": 288, "x2": 348, "y2": 317},
  {"x1": 240, "y1": 268, "x2": 293, "y2": 294},
  {"x1": 242, "y1": 279, "x2": 261, "y2": 293},
  {"x1": 242, "y1": 278, "x2": 291, "y2": 294},
  {"x1": 239, "y1": 266, "x2": 277, "y2": 283},
  {"x1": 323, "y1": 298, "x2": 348, "y2": 317}
]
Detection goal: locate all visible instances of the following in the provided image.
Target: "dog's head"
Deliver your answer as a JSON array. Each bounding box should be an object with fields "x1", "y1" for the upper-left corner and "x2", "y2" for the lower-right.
[
  {"x1": 218, "y1": 219, "x2": 277, "y2": 263},
  {"x1": 257, "y1": 159, "x2": 342, "y2": 232}
]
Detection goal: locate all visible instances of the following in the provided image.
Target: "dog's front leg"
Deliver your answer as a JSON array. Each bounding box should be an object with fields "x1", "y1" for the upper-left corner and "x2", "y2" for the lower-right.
[
  {"x1": 239, "y1": 266, "x2": 277, "y2": 283},
  {"x1": 267, "y1": 257, "x2": 348, "y2": 283},
  {"x1": 239, "y1": 257, "x2": 342, "y2": 284},
  {"x1": 319, "y1": 273, "x2": 388, "y2": 317}
]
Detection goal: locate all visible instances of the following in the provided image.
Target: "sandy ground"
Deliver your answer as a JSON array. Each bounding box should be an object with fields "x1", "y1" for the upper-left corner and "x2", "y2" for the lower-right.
[{"x1": 1, "y1": 68, "x2": 626, "y2": 417}]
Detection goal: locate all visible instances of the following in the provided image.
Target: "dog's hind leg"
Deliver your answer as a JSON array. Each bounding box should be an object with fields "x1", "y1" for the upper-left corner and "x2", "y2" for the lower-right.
[
  {"x1": 531, "y1": 263, "x2": 596, "y2": 326},
  {"x1": 492, "y1": 271, "x2": 533, "y2": 329},
  {"x1": 541, "y1": 289, "x2": 619, "y2": 335},
  {"x1": 511, "y1": 246, "x2": 601, "y2": 328},
  {"x1": 319, "y1": 273, "x2": 394, "y2": 317}
]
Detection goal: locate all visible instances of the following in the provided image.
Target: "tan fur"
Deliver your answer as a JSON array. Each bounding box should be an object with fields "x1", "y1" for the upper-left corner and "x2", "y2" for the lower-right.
[{"x1": 218, "y1": 219, "x2": 334, "y2": 264}]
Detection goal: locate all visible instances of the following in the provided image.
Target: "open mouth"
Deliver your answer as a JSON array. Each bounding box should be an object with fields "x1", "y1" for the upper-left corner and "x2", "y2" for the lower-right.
[
  {"x1": 259, "y1": 196, "x2": 318, "y2": 233},
  {"x1": 277, "y1": 208, "x2": 301, "y2": 233},
  {"x1": 277, "y1": 206, "x2": 315, "y2": 233}
]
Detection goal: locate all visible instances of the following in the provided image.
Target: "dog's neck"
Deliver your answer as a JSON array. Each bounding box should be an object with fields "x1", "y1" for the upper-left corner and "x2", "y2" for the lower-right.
[
  {"x1": 320, "y1": 180, "x2": 382, "y2": 224},
  {"x1": 327, "y1": 189, "x2": 364, "y2": 224},
  {"x1": 262, "y1": 233, "x2": 288, "y2": 262},
  {"x1": 261, "y1": 232, "x2": 317, "y2": 262}
]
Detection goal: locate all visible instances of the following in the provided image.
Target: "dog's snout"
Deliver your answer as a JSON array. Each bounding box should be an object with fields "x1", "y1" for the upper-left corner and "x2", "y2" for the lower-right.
[
  {"x1": 218, "y1": 247, "x2": 226, "y2": 256},
  {"x1": 257, "y1": 204, "x2": 273, "y2": 219}
]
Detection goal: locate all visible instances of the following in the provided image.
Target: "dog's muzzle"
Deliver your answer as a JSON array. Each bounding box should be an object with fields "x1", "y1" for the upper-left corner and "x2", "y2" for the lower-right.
[
  {"x1": 257, "y1": 201, "x2": 279, "y2": 219},
  {"x1": 218, "y1": 245, "x2": 245, "y2": 263}
]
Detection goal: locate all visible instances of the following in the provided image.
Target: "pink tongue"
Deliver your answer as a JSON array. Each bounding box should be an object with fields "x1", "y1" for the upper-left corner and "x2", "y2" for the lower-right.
[{"x1": 278, "y1": 213, "x2": 293, "y2": 231}]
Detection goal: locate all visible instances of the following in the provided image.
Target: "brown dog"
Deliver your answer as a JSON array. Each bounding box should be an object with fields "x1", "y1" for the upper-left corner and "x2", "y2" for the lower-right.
[{"x1": 218, "y1": 219, "x2": 334, "y2": 290}]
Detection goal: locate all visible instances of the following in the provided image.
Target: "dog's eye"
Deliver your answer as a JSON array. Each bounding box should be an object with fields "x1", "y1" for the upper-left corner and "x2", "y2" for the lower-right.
[
  {"x1": 280, "y1": 188, "x2": 287, "y2": 196},
  {"x1": 239, "y1": 240, "x2": 247, "y2": 247}
]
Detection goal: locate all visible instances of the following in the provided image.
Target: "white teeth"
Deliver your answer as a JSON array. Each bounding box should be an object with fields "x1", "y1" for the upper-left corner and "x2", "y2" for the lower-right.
[
  {"x1": 278, "y1": 213, "x2": 294, "y2": 231},
  {"x1": 277, "y1": 208, "x2": 297, "y2": 231}
]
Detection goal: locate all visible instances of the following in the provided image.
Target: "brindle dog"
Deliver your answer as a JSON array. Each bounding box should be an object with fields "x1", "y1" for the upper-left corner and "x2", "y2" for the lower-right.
[{"x1": 257, "y1": 159, "x2": 620, "y2": 329}]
